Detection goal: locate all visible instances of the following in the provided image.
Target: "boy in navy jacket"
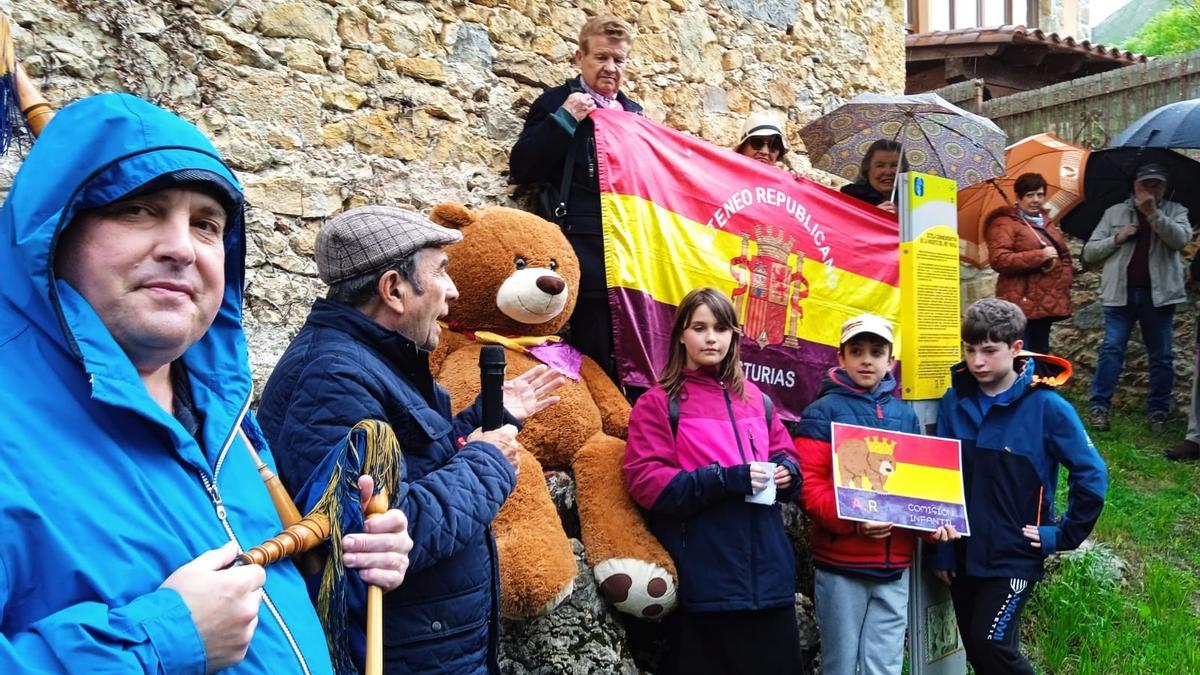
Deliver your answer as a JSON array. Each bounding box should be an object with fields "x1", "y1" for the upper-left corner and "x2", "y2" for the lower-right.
[{"x1": 931, "y1": 299, "x2": 1108, "y2": 675}]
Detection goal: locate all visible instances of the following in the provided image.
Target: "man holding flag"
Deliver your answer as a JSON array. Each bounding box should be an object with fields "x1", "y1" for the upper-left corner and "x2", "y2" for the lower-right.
[{"x1": 510, "y1": 14, "x2": 643, "y2": 380}]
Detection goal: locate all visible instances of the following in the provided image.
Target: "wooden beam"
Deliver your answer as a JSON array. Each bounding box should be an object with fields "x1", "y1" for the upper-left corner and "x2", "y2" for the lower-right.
[
  {"x1": 980, "y1": 70, "x2": 1059, "y2": 92},
  {"x1": 906, "y1": 63, "x2": 949, "y2": 93},
  {"x1": 906, "y1": 44, "x2": 1006, "y2": 62},
  {"x1": 944, "y1": 57, "x2": 1061, "y2": 92}
]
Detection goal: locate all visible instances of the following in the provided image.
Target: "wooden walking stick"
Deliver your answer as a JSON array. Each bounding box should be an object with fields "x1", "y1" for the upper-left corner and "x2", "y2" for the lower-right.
[
  {"x1": 239, "y1": 419, "x2": 402, "y2": 675},
  {"x1": 364, "y1": 487, "x2": 389, "y2": 675}
]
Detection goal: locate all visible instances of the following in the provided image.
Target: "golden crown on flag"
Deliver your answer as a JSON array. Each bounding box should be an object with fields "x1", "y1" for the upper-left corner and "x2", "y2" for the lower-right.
[
  {"x1": 753, "y1": 224, "x2": 797, "y2": 262},
  {"x1": 864, "y1": 436, "x2": 896, "y2": 455}
]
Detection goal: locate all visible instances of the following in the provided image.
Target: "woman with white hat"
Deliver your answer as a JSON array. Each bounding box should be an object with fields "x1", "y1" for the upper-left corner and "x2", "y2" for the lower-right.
[{"x1": 734, "y1": 112, "x2": 789, "y2": 166}]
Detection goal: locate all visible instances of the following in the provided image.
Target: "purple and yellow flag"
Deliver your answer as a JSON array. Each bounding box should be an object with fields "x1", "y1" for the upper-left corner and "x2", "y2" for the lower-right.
[
  {"x1": 831, "y1": 422, "x2": 970, "y2": 535},
  {"x1": 593, "y1": 109, "x2": 902, "y2": 418}
]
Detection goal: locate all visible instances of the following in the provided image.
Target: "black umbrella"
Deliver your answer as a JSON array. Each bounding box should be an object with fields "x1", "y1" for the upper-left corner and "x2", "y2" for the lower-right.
[
  {"x1": 1060, "y1": 147, "x2": 1200, "y2": 240},
  {"x1": 1111, "y1": 98, "x2": 1200, "y2": 149}
]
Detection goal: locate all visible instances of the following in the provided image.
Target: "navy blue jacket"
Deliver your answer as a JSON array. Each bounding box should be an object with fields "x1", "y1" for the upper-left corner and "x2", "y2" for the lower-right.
[
  {"x1": 840, "y1": 181, "x2": 889, "y2": 207},
  {"x1": 258, "y1": 299, "x2": 518, "y2": 673},
  {"x1": 930, "y1": 354, "x2": 1108, "y2": 580},
  {"x1": 509, "y1": 77, "x2": 642, "y2": 296},
  {"x1": 794, "y1": 368, "x2": 919, "y2": 442}
]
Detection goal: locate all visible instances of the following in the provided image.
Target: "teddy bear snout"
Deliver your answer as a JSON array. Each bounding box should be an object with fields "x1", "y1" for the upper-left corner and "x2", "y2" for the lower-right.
[
  {"x1": 536, "y1": 275, "x2": 566, "y2": 296},
  {"x1": 496, "y1": 268, "x2": 571, "y2": 324}
]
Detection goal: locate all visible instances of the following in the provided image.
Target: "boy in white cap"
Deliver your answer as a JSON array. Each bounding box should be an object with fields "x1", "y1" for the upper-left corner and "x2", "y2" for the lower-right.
[{"x1": 793, "y1": 313, "x2": 958, "y2": 675}]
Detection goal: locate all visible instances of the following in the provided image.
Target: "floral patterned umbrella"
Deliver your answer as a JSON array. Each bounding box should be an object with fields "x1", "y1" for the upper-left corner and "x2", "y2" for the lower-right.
[{"x1": 800, "y1": 93, "x2": 1007, "y2": 190}]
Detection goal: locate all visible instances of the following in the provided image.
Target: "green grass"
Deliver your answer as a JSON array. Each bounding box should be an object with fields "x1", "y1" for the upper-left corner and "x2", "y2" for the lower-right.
[{"x1": 1022, "y1": 386, "x2": 1200, "y2": 672}]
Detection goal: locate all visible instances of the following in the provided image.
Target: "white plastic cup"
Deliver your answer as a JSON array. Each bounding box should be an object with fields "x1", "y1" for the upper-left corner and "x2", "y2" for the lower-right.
[{"x1": 744, "y1": 461, "x2": 777, "y2": 505}]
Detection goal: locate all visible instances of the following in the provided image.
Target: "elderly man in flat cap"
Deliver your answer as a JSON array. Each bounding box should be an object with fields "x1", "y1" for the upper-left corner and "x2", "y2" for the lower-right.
[{"x1": 258, "y1": 206, "x2": 564, "y2": 673}]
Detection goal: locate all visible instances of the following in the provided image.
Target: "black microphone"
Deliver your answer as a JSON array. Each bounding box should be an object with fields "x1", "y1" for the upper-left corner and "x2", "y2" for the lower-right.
[{"x1": 480, "y1": 345, "x2": 506, "y2": 431}]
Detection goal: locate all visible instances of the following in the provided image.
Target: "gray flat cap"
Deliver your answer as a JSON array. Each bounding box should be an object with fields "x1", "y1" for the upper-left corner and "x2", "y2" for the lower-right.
[{"x1": 316, "y1": 205, "x2": 463, "y2": 285}]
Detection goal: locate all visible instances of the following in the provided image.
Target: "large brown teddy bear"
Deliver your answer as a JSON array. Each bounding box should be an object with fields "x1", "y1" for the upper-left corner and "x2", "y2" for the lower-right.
[{"x1": 428, "y1": 202, "x2": 677, "y2": 620}]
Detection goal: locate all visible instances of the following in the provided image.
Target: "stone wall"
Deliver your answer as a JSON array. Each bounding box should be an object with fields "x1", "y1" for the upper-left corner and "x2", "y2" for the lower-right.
[{"x1": 2, "y1": 0, "x2": 907, "y2": 387}]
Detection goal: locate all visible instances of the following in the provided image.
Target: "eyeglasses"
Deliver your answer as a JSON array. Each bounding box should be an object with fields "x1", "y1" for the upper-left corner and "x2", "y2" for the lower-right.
[{"x1": 745, "y1": 136, "x2": 784, "y2": 153}]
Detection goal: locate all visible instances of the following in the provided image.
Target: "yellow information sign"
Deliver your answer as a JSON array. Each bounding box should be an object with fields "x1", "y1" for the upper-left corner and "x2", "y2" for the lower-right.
[{"x1": 899, "y1": 173, "x2": 961, "y2": 400}]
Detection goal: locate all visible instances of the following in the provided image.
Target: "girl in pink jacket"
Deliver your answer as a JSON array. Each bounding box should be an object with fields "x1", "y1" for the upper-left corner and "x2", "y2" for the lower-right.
[{"x1": 622, "y1": 287, "x2": 802, "y2": 675}]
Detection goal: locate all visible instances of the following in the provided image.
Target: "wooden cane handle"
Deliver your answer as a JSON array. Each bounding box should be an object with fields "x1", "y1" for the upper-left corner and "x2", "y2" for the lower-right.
[
  {"x1": 364, "y1": 488, "x2": 389, "y2": 519},
  {"x1": 364, "y1": 486, "x2": 388, "y2": 675}
]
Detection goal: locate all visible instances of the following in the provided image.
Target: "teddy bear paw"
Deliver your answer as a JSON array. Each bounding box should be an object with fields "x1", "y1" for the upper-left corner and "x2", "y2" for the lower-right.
[
  {"x1": 593, "y1": 558, "x2": 677, "y2": 620},
  {"x1": 540, "y1": 579, "x2": 575, "y2": 615}
]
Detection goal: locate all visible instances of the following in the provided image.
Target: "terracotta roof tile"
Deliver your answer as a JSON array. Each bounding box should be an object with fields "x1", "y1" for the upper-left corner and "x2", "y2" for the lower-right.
[{"x1": 906, "y1": 25, "x2": 1147, "y2": 64}]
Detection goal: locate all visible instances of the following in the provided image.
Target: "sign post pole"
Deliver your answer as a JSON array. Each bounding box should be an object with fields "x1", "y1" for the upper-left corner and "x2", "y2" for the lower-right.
[{"x1": 897, "y1": 171, "x2": 967, "y2": 675}]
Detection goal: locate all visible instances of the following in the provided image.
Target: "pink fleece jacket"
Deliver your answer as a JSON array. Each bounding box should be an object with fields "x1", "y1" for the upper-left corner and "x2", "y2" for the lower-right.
[{"x1": 623, "y1": 369, "x2": 797, "y2": 509}]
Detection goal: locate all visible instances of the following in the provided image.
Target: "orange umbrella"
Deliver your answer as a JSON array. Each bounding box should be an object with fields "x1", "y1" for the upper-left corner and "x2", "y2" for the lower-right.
[{"x1": 957, "y1": 133, "x2": 1089, "y2": 268}]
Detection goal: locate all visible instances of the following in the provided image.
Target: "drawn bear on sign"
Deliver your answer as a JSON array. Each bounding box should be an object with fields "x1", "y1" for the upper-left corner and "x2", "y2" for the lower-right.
[{"x1": 836, "y1": 437, "x2": 896, "y2": 493}]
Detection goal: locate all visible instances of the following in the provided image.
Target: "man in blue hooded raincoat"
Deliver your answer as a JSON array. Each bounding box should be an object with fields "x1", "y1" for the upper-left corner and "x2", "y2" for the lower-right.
[{"x1": 0, "y1": 93, "x2": 412, "y2": 673}]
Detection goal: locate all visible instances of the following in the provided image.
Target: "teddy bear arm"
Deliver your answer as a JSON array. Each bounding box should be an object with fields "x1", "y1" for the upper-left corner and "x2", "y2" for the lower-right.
[
  {"x1": 492, "y1": 448, "x2": 577, "y2": 618},
  {"x1": 578, "y1": 357, "x2": 631, "y2": 438},
  {"x1": 573, "y1": 434, "x2": 678, "y2": 619},
  {"x1": 435, "y1": 345, "x2": 487, "y2": 414}
]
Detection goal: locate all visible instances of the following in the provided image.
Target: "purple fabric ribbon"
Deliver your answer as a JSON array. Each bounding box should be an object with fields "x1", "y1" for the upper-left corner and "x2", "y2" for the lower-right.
[{"x1": 527, "y1": 341, "x2": 583, "y2": 381}]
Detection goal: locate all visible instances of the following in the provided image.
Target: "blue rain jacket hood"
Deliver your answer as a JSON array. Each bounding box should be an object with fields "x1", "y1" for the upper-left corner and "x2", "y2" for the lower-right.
[{"x1": 0, "y1": 94, "x2": 333, "y2": 674}]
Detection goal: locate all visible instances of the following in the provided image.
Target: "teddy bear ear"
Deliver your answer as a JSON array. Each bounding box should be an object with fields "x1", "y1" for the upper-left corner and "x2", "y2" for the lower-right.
[{"x1": 429, "y1": 202, "x2": 475, "y2": 230}]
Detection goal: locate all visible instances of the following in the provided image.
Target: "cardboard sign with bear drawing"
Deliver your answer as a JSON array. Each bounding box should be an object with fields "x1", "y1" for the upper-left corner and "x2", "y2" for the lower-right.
[{"x1": 831, "y1": 422, "x2": 970, "y2": 535}]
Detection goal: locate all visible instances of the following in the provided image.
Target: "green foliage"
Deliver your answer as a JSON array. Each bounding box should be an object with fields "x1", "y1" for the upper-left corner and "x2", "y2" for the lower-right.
[
  {"x1": 1122, "y1": 2, "x2": 1200, "y2": 57},
  {"x1": 1027, "y1": 552, "x2": 1200, "y2": 674},
  {"x1": 1022, "y1": 388, "x2": 1200, "y2": 672}
]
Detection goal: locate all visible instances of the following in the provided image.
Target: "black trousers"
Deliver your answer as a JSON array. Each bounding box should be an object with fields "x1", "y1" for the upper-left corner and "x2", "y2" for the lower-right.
[
  {"x1": 949, "y1": 575, "x2": 1037, "y2": 675},
  {"x1": 1023, "y1": 317, "x2": 1055, "y2": 355},
  {"x1": 569, "y1": 295, "x2": 617, "y2": 381},
  {"x1": 667, "y1": 606, "x2": 801, "y2": 675}
]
